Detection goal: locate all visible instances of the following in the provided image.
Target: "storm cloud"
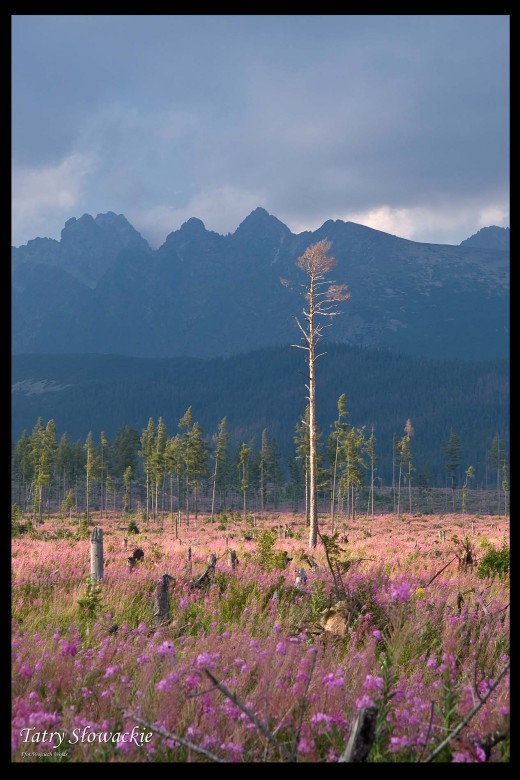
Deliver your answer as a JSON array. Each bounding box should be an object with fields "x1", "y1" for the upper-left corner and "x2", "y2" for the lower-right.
[{"x1": 12, "y1": 14, "x2": 509, "y2": 247}]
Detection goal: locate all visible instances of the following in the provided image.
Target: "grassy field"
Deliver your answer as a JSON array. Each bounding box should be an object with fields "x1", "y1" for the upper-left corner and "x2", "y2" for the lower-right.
[{"x1": 12, "y1": 511, "x2": 509, "y2": 763}]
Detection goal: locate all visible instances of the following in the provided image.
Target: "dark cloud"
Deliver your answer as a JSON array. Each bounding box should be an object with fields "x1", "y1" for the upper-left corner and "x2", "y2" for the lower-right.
[{"x1": 12, "y1": 15, "x2": 509, "y2": 247}]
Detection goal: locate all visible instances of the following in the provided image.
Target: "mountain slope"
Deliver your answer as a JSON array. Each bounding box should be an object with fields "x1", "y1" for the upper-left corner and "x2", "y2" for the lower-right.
[{"x1": 12, "y1": 209, "x2": 509, "y2": 359}]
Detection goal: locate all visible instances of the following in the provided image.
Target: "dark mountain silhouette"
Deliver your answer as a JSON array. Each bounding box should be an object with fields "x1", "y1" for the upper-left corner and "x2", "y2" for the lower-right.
[{"x1": 12, "y1": 208, "x2": 509, "y2": 359}]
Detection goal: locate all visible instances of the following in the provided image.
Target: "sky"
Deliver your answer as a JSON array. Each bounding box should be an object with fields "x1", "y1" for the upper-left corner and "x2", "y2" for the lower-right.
[{"x1": 12, "y1": 14, "x2": 509, "y2": 249}]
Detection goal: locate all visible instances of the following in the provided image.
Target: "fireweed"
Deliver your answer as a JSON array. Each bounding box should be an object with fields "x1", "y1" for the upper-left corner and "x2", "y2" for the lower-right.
[{"x1": 12, "y1": 513, "x2": 509, "y2": 762}]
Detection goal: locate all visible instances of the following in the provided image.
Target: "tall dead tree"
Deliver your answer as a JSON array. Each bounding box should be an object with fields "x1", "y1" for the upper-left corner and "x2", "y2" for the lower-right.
[{"x1": 291, "y1": 240, "x2": 350, "y2": 548}]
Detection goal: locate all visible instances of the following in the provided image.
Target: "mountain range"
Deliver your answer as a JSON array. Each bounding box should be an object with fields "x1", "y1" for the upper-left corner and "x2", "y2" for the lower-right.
[{"x1": 12, "y1": 209, "x2": 509, "y2": 360}]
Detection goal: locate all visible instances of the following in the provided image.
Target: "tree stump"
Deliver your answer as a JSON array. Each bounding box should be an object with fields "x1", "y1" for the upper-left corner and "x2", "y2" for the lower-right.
[
  {"x1": 338, "y1": 706, "x2": 378, "y2": 762},
  {"x1": 90, "y1": 527, "x2": 104, "y2": 583},
  {"x1": 192, "y1": 554, "x2": 217, "y2": 589},
  {"x1": 228, "y1": 549, "x2": 239, "y2": 570},
  {"x1": 152, "y1": 574, "x2": 173, "y2": 628}
]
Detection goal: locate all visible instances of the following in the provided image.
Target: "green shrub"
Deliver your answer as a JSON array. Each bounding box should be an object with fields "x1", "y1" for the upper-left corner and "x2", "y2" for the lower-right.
[
  {"x1": 273, "y1": 550, "x2": 291, "y2": 570},
  {"x1": 77, "y1": 576, "x2": 103, "y2": 623},
  {"x1": 11, "y1": 504, "x2": 25, "y2": 537},
  {"x1": 75, "y1": 516, "x2": 92, "y2": 539},
  {"x1": 477, "y1": 543, "x2": 509, "y2": 580},
  {"x1": 127, "y1": 519, "x2": 140, "y2": 534},
  {"x1": 255, "y1": 529, "x2": 277, "y2": 570}
]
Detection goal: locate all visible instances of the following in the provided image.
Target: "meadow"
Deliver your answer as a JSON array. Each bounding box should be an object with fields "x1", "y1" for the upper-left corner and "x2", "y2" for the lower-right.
[{"x1": 12, "y1": 510, "x2": 509, "y2": 763}]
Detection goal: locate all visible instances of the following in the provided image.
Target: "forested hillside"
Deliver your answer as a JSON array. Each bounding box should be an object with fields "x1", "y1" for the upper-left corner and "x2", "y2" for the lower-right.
[{"x1": 12, "y1": 344, "x2": 508, "y2": 487}]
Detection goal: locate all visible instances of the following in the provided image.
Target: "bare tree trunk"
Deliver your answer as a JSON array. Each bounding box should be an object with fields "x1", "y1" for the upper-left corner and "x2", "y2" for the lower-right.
[
  {"x1": 211, "y1": 458, "x2": 218, "y2": 523},
  {"x1": 186, "y1": 460, "x2": 190, "y2": 529},
  {"x1": 100, "y1": 460, "x2": 104, "y2": 520},
  {"x1": 170, "y1": 473, "x2": 174, "y2": 528},
  {"x1": 304, "y1": 460, "x2": 309, "y2": 527},
  {"x1": 260, "y1": 458, "x2": 264, "y2": 516},
  {"x1": 37, "y1": 483, "x2": 43, "y2": 524},
  {"x1": 397, "y1": 465, "x2": 402, "y2": 516},
  {"x1": 176, "y1": 471, "x2": 181, "y2": 536},
  {"x1": 85, "y1": 467, "x2": 90, "y2": 522},
  {"x1": 145, "y1": 466, "x2": 149, "y2": 523},
  {"x1": 308, "y1": 304, "x2": 318, "y2": 548},
  {"x1": 292, "y1": 241, "x2": 349, "y2": 547},
  {"x1": 392, "y1": 438, "x2": 396, "y2": 513},
  {"x1": 331, "y1": 431, "x2": 340, "y2": 533},
  {"x1": 370, "y1": 462, "x2": 375, "y2": 521}
]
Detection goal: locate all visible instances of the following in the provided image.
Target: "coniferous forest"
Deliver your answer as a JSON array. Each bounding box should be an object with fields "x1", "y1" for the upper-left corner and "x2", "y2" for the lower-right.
[{"x1": 12, "y1": 379, "x2": 509, "y2": 526}]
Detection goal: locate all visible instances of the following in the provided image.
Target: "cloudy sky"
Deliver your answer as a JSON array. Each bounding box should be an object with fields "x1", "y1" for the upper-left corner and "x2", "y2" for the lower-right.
[{"x1": 12, "y1": 14, "x2": 509, "y2": 248}]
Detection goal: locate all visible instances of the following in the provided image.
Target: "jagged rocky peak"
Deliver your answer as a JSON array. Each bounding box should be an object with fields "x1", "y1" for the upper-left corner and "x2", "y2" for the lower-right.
[
  {"x1": 179, "y1": 217, "x2": 207, "y2": 235},
  {"x1": 61, "y1": 211, "x2": 148, "y2": 248},
  {"x1": 56, "y1": 212, "x2": 151, "y2": 288},
  {"x1": 94, "y1": 211, "x2": 132, "y2": 231},
  {"x1": 12, "y1": 236, "x2": 61, "y2": 266},
  {"x1": 60, "y1": 213, "x2": 96, "y2": 242},
  {"x1": 95, "y1": 210, "x2": 125, "y2": 225},
  {"x1": 95, "y1": 212, "x2": 151, "y2": 249},
  {"x1": 234, "y1": 207, "x2": 291, "y2": 238},
  {"x1": 159, "y1": 217, "x2": 210, "y2": 250},
  {"x1": 460, "y1": 225, "x2": 510, "y2": 251}
]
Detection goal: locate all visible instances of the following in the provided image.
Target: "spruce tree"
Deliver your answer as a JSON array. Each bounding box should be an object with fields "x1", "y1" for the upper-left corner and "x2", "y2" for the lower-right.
[
  {"x1": 365, "y1": 426, "x2": 377, "y2": 521},
  {"x1": 165, "y1": 435, "x2": 183, "y2": 535},
  {"x1": 140, "y1": 418, "x2": 156, "y2": 523},
  {"x1": 238, "y1": 441, "x2": 252, "y2": 514},
  {"x1": 210, "y1": 417, "x2": 230, "y2": 522},
  {"x1": 445, "y1": 430, "x2": 461, "y2": 511},
  {"x1": 329, "y1": 393, "x2": 349, "y2": 532}
]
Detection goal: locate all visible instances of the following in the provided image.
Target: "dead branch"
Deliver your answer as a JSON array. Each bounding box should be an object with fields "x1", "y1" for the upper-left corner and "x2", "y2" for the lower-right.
[
  {"x1": 422, "y1": 662, "x2": 510, "y2": 763},
  {"x1": 120, "y1": 709, "x2": 223, "y2": 762},
  {"x1": 424, "y1": 556, "x2": 458, "y2": 587},
  {"x1": 317, "y1": 527, "x2": 344, "y2": 601},
  {"x1": 204, "y1": 668, "x2": 293, "y2": 762},
  {"x1": 417, "y1": 701, "x2": 436, "y2": 762}
]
